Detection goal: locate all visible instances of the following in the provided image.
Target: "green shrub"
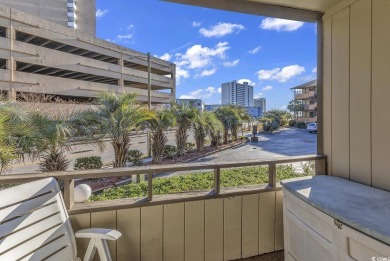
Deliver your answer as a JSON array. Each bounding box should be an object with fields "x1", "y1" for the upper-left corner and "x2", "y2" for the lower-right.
[
  {"x1": 185, "y1": 142, "x2": 196, "y2": 152},
  {"x1": 90, "y1": 165, "x2": 303, "y2": 201},
  {"x1": 74, "y1": 156, "x2": 103, "y2": 170},
  {"x1": 296, "y1": 122, "x2": 307, "y2": 129},
  {"x1": 163, "y1": 145, "x2": 177, "y2": 159},
  {"x1": 288, "y1": 120, "x2": 296, "y2": 127},
  {"x1": 301, "y1": 161, "x2": 315, "y2": 176},
  {"x1": 127, "y1": 150, "x2": 144, "y2": 166}
]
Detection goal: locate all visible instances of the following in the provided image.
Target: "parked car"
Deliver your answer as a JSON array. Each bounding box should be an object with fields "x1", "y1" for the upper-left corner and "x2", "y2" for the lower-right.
[{"x1": 306, "y1": 123, "x2": 317, "y2": 133}]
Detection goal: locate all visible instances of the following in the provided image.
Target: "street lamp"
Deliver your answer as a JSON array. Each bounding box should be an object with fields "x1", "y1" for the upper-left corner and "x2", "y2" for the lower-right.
[{"x1": 128, "y1": 52, "x2": 152, "y2": 157}]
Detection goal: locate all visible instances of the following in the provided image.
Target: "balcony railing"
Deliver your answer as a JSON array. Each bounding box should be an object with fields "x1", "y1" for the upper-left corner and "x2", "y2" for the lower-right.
[
  {"x1": 294, "y1": 92, "x2": 310, "y2": 100},
  {"x1": 0, "y1": 155, "x2": 327, "y2": 260}
]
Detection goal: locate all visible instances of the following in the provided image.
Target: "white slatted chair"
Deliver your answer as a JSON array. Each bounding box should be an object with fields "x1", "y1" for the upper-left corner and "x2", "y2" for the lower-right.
[{"x1": 0, "y1": 178, "x2": 121, "y2": 261}]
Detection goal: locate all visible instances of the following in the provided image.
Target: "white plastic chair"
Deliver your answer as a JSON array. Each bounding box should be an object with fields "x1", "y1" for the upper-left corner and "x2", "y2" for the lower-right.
[{"x1": 0, "y1": 178, "x2": 121, "y2": 261}]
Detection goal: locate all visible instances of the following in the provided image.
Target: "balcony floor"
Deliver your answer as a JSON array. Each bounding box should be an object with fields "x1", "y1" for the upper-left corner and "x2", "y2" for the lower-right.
[{"x1": 238, "y1": 251, "x2": 284, "y2": 261}]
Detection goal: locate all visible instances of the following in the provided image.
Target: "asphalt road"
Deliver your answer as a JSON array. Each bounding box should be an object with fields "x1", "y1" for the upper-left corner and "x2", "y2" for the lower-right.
[
  {"x1": 10, "y1": 128, "x2": 316, "y2": 174},
  {"x1": 191, "y1": 127, "x2": 317, "y2": 164}
]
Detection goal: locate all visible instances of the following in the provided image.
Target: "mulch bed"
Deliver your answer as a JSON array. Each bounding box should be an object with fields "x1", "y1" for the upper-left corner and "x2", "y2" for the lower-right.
[{"x1": 76, "y1": 139, "x2": 248, "y2": 192}]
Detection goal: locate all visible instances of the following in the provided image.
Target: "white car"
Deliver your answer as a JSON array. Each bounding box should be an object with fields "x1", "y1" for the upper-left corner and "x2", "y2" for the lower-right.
[{"x1": 306, "y1": 123, "x2": 317, "y2": 133}]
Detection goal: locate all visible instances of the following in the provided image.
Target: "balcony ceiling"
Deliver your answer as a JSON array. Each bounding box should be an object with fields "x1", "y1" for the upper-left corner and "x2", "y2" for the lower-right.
[{"x1": 163, "y1": 0, "x2": 344, "y2": 22}]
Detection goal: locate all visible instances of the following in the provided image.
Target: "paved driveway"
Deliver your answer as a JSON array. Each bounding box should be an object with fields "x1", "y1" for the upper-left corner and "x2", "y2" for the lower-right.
[{"x1": 190, "y1": 128, "x2": 317, "y2": 163}]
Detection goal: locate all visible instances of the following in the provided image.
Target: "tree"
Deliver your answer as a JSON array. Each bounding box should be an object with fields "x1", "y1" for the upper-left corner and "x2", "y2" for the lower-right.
[
  {"x1": 171, "y1": 103, "x2": 197, "y2": 156},
  {"x1": 215, "y1": 105, "x2": 242, "y2": 144},
  {"x1": 32, "y1": 112, "x2": 80, "y2": 172},
  {"x1": 0, "y1": 102, "x2": 37, "y2": 174},
  {"x1": 148, "y1": 109, "x2": 175, "y2": 164},
  {"x1": 261, "y1": 109, "x2": 293, "y2": 132},
  {"x1": 81, "y1": 92, "x2": 151, "y2": 168},
  {"x1": 204, "y1": 112, "x2": 223, "y2": 147},
  {"x1": 287, "y1": 99, "x2": 303, "y2": 119}
]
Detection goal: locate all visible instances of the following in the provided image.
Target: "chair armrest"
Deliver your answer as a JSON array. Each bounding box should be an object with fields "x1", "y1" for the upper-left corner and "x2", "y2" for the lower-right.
[{"x1": 75, "y1": 228, "x2": 121, "y2": 241}]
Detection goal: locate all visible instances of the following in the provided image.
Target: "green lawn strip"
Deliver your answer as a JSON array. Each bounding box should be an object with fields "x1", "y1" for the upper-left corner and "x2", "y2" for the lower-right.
[{"x1": 90, "y1": 165, "x2": 309, "y2": 201}]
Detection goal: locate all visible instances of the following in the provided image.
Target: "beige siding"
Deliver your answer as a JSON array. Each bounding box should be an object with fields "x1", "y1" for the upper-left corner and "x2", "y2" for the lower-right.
[
  {"x1": 117, "y1": 208, "x2": 141, "y2": 261},
  {"x1": 205, "y1": 199, "x2": 224, "y2": 261},
  {"x1": 323, "y1": 17, "x2": 333, "y2": 175},
  {"x1": 372, "y1": 0, "x2": 390, "y2": 190},
  {"x1": 323, "y1": 0, "x2": 390, "y2": 190},
  {"x1": 141, "y1": 206, "x2": 163, "y2": 261},
  {"x1": 69, "y1": 213, "x2": 91, "y2": 259},
  {"x1": 70, "y1": 190, "x2": 281, "y2": 260},
  {"x1": 163, "y1": 203, "x2": 185, "y2": 261},
  {"x1": 242, "y1": 194, "x2": 259, "y2": 258},
  {"x1": 331, "y1": 7, "x2": 350, "y2": 180},
  {"x1": 259, "y1": 192, "x2": 275, "y2": 254},
  {"x1": 349, "y1": 0, "x2": 372, "y2": 185},
  {"x1": 185, "y1": 201, "x2": 205, "y2": 261},
  {"x1": 224, "y1": 196, "x2": 242, "y2": 261}
]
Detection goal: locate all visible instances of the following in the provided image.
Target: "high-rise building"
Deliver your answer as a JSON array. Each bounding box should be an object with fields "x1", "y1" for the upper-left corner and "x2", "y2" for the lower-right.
[
  {"x1": 176, "y1": 99, "x2": 204, "y2": 111},
  {"x1": 254, "y1": 98, "x2": 266, "y2": 113},
  {"x1": 0, "y1": 0, "x2": 96, "y2": 35},
  {"x1": 221, "y1": 80, "x2": 254, "y2": 107}
]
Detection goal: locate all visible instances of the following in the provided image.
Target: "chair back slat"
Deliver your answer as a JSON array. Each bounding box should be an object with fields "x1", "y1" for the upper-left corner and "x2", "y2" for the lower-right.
[{"x1": 0, "y1": 178, "x2": 77, "y2": 261}]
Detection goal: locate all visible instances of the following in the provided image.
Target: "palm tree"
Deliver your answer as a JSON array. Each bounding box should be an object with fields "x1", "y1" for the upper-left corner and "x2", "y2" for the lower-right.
[
  {"x1": 204, "y1": 112, "x2": 223, "y2": 148},
  {"x1": 0, "y1": 102, "x2": 36, "y2": 174},
  {"x1": 192, "y1": 111, "x2": 208, "y2": 152},
  {"x1": 171, "y1": 103, "x2": 196, "y2": 156},
  {"x1": 215, "y1": 106, "x2": 239, "y2": 144},
  {"x1": 81, "y1": 92, "x2": 151, "y2": 168},
  {"x1": 148, "y1": 109, "x2": 175, "y2": 163},
  {"x1": 31, "y1": 112, "x2": 80, "y2": 172}
]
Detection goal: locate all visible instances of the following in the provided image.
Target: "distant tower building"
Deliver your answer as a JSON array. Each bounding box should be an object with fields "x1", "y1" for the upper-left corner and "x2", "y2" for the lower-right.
[
  {"x1": 176, "y1": 99, "x2": 204, "y2": 111},
  {"x1": 221, "y1": 80, "x2": 254, "y2": 106},
  {"x1": 0, "y1": 0, "x2": 96, "y2": 35},
  {"x1": 254, "y1": 98, "x2": 266, "y2": 113}
]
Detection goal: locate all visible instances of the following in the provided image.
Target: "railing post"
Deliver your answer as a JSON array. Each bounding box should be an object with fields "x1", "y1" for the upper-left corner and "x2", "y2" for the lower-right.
[
  {"x1": 147, "y1": 173, "x2": 153, "y2": 201},
  {"x1": 315, "y1": 157, "x2": 327, "y2": 175},
  {"x1": 268, "y1": 163, "x2": 276, "y2": 188},
  {"x1": 214, "y1": 168, "x2": 221, "y2": 195},
  {"x1": 63, "y1": 179, "x2": 74, "y2": 210}
]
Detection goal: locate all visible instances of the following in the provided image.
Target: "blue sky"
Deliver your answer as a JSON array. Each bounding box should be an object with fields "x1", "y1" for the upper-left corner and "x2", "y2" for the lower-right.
[{"x1": 95, "y1": 0, "x2": 317, "y2": 110}]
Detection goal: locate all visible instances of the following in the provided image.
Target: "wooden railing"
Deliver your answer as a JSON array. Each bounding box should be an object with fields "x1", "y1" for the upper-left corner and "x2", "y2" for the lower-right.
[{"x1": 0, "y1": 155, "x2": 327, "y2": 210}]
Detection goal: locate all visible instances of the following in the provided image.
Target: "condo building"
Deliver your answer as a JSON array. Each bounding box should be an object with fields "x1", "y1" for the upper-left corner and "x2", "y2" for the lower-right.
[
  {"x1": 254, "y1": 97, "x2": 266, "y2": 113},
  {"x1": 176, "y1": 99, "x2": 204, "y2": 111},
  {"x1": 290, "y1": 80, "x2": 317, "y2": 123},
  {"x1": 0, "y1": 3, "x2": 176, "y2": 104},
  {"x1": 221, "y1": 80, "x2": 254, "y2": 107}
]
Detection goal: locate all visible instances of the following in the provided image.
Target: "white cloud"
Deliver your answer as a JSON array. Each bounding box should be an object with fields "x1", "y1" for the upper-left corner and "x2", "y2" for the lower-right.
[
  {"x1": 223, "y1": 59, "x2": 239, "y2": 67},
  {"x1": 312, "y1": 67, "x2": 317, "y2": 73},
  {"x1": 192, "y1": 21, "x2": 201, "y2": 27},
  {"x1": 176, "y1": 66, "x2": 190, "y2": 85},
  {"x1": 262, "y1": 86, "x2": 273, "y2": 91},
  {"x1": 257, "y1": 65, "x2": 305, "y2": 82},
  {"x1": 254, "y1": 92, "x2": 263, "y2": 99},
  {"x1": 177, "y1": 42, "x2": 230, "y2": 69},
  {"x1": 199, "y1": 68, "x2": 217, "y2": 77},
  {"x1": 96, "y1": 9, "x2": 109, "y2": 18},
  {"x1": 237, "y1": 79, "x2": 256, "y2": 86},
  {"x1": 159, "y1": 53, "x2": 172, "y2": 61},
  {"x1": 218, "y1": 87, "x2": 222, "y2": 93},
  {"x1": 179, "y1": 87, "x2": 217, "y2": 100},
  {"x1": 249, "y1": 46, "x2": 262, "y2": 54},
  {"x1": 117, "y1": 34, "x2": 133, "y2": 40},
  {"x1": 199, "y1": 22, "x2": 245, "y2": 38},
  {"x1": 280, "y1": 105, "x2": 287, "y2": 110},
  {"x1": 260, "y1": 18, "x2": 304, "y2": 32}
]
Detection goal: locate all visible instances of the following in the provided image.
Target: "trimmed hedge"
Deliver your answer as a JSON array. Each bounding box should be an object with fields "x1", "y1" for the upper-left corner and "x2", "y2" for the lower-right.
[{"x1": 74, "y1": 156, "x2": 103, "y2": 170}]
